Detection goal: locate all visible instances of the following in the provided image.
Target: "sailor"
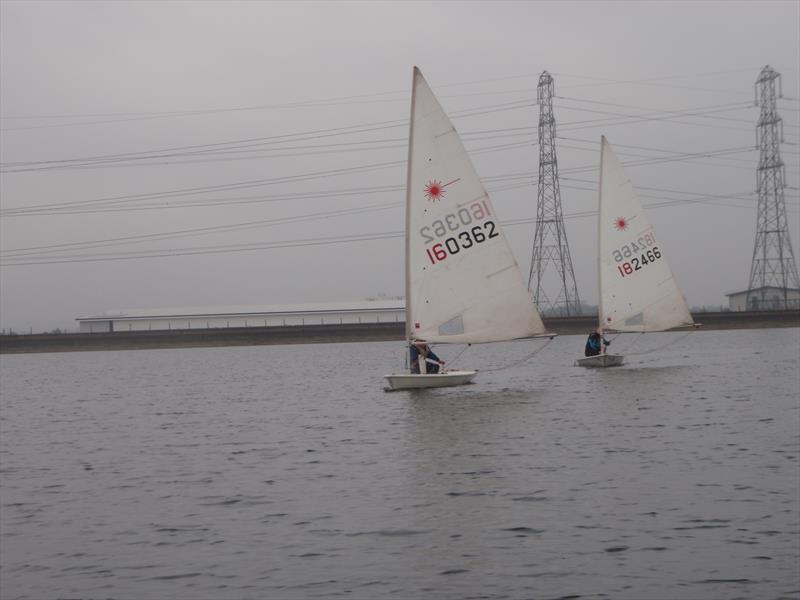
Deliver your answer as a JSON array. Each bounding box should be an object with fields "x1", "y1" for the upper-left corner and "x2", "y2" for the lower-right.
[
  {"x1": 584, "y1": 331, "x2": 610, "y2": 357},
  {"x1": 410, "y1": 342, "x2": 445, "y2": 374}
]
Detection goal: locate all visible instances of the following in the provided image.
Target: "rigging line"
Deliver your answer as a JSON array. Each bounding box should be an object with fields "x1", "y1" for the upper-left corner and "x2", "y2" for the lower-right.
[
  {"x1": 442, "y1": 344, "x2": 472, "y2": 370},
  {"x1": 479, "y1": 337, "x2": 556, "y2": 372},
  {"x1": 634, "y1": 330, "x2": 698, "y2": 357},
  {"x1": 615, "y1": 332, "x2": 646, "y2": 354}
]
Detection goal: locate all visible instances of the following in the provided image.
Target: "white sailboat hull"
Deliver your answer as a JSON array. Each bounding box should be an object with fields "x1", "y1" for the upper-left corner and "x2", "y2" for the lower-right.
[
  {"x1": 575, "y1": 354, "x2": 625, "y2": 368},
  {"x1": 384, "y1": 370, "x2": 478, "y2": 391}
]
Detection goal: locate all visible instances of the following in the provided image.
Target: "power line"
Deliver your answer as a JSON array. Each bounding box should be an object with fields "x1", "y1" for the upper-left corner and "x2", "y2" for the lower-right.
[
  {"x1": 0, "y1": 142, "x2": 777, "y2": 218},
  {"x1": 558, "y1": 95, "x2": 799, "y2": 129},
  {"x1": 4, "y1": 188, "x2": 792, "y2": 267},
  {"x1": 0, "y1": 159, "x2": 406, "y2": 215},
  {"x1": 0, "y1": 66, "x2": 761, "y2": 124},
  {"x1": 2, "y1": 201, "x2": 402, "y2": 257},
  {"x1": 3, "y1": 96, "x2": 787, "y2": 173}
]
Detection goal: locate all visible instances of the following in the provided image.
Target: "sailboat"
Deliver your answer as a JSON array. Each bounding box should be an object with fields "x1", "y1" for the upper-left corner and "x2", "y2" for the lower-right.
[
  {"x1": 576, "y1": 136, "x2": 694, "y2": 368},
  {"x1": 384, "y1": 67, "x2": 549, "y2": 390}
]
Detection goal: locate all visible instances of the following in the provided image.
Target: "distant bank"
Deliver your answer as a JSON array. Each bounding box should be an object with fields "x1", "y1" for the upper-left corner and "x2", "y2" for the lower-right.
[{"x1": 1, "y1": 311, "x2": 797, "y2": 354}]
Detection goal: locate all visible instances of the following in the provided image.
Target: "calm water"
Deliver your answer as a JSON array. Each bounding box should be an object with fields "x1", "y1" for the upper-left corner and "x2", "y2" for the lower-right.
[{"x1": 1, "y1": 328, "x2": 799, "y2": 600}]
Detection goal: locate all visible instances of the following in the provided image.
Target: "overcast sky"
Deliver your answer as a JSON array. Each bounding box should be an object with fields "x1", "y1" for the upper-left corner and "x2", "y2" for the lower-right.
[{"x1": 1, "y1": 0, "x2": 798, "y2": 332}]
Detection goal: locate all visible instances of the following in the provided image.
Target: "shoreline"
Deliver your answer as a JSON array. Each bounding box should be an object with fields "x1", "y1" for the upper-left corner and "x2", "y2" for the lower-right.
[{"x1": 1, "y1": 311, "x2": 797, "y2": 354}]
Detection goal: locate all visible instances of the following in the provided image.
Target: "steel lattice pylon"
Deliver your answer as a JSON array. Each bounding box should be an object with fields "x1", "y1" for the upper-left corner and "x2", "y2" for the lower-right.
[
  {"x1": 745, "y1": 66, "x2": 800, "y2": 310},
  {"x1": 527, "y1": 71, "x2": 582, "y2": 316}
]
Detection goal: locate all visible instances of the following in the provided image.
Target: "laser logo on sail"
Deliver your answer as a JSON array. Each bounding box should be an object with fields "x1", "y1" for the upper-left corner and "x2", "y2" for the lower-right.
[
  {"x1": 425, "y1": 180, "x2": 444, "y2": 201},
  {"x1": 424, "y1": 178, "x2": 460, "y2": 202}
]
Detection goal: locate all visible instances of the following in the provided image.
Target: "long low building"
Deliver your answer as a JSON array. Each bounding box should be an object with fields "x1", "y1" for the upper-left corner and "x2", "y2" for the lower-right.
[
  {"x1": 77, "y1": 300, "x2": 405, "y2": 333},
  {"x1": 725, "y1": 286, "x2": 800, "y2": 311}
]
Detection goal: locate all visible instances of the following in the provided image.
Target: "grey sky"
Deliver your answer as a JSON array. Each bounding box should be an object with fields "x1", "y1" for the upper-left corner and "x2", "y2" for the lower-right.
[{"x1": 1, "y1": 0, "x2": 798, "y2": 332}]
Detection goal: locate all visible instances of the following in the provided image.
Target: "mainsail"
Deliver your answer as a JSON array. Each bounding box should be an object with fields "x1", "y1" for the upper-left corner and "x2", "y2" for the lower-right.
[
  {"x1": 405, "y1": 67, "x2": 545, "y2": 344},
  {"x1": 598, "y1": 136, "x2": 693, "y2": 332}
]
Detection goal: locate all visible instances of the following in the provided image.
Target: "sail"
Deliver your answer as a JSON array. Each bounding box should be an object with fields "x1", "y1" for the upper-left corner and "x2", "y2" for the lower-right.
[
  {"x1": 405, "y1": 68, "x2": 545, "y2": 344},
  {"x1": 598, "y1": 136, "x2": 693, "y2": 332}
]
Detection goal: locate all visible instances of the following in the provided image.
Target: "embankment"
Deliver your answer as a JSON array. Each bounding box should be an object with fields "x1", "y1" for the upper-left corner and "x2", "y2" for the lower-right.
[{"x1": 1, "y1": 311, "x2": 797, "y2": 354}]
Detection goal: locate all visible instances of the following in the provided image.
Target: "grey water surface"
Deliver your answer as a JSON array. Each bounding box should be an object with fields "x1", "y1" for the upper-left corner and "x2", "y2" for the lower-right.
[{"x1": 1, "y1": 328, "x2": 799, "y2": 600}]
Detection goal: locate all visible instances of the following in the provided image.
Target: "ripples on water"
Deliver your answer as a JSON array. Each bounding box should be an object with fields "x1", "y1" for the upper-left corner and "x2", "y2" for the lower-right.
[{"x1": 1, "y1": 328, "x2": 798, "y2": 600}]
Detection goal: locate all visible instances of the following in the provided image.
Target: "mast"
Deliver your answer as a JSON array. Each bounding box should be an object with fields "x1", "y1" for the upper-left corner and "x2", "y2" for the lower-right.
[
  {"x1": 597, "y1": 136, "x2": 605, "y2": 331},
  {"x1": 404, "y1": 68, "x2": 419, "y2": 344}
]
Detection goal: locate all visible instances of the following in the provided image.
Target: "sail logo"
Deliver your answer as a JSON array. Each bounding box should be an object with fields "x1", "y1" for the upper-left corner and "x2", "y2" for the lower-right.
[
  {"x1": 424, "y1": 178, "x2": 460, "y2": 202},
  {"x1": 425, "y1": 181, "x2": 444, "y2": 201},
  {"x1": 614, "y1": 216, "x2": 632, "y2": 231}
]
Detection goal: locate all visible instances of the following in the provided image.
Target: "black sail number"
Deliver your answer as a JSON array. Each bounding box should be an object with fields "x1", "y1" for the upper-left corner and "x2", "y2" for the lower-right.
[{"x1": 426, "y1": 220, "x2": 500, "y2": 264}]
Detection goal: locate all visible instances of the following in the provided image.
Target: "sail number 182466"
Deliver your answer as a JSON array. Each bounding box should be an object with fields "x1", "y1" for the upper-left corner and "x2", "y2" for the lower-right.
[{"x1": 617, "y1": 246, "x2": 662, "y2": 277}]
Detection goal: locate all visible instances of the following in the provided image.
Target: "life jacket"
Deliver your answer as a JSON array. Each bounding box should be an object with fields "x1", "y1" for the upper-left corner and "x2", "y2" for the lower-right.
[{"x1": 585, "y1": 336, "x2": 601, "y2": 357}]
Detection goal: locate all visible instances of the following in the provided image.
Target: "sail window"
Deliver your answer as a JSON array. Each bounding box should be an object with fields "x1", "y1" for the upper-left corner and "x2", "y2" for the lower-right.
[{"x1": 438, "y1": 314, "x2": 465, "y2": 336}]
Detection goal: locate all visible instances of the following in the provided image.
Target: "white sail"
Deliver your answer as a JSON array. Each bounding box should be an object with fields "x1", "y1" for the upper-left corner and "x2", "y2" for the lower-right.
[
  {"x1": 405, "y1": 68, "x2": 545, "y2": 344},
  {"x1": 598, "y1": 136, "x2": 693, "y2": 332}
]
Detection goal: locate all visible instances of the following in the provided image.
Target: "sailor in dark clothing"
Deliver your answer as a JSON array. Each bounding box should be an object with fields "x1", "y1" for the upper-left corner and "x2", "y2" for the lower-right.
[
  {"x1": 584, "y1": 331, "x2": 610, "y2": 357},
  {"x1": 410, "y1": 342, "x2": 445, "y2": 374}
]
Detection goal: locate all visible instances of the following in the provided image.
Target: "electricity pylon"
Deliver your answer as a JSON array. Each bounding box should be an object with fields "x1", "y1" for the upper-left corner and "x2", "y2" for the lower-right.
[
  {"x1": 527, "y1": 71, "x2": 582, "y2": 316},
  {"x1": 746, "y1": 65, "x2": 800, "y2": 310}
]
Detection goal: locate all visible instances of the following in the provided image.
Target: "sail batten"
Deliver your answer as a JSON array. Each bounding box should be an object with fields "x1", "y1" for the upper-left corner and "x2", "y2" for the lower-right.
[
  {"x1": 598, "y1": 136, "x2": 693, "y2": 332},
  {"x1": 405, "y1": 69, "x2": 545, "y2": 345}
]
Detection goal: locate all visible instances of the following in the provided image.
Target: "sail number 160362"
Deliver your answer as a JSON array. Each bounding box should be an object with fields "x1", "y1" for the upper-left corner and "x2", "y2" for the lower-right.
[{"x1": 426, "y1": 222, "x2": 499, "y2": 264}]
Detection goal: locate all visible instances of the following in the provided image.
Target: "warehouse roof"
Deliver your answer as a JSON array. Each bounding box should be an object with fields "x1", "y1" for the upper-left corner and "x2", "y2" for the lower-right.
[
  {"x1": 724, "y1": 286, "x2": 800, "y2": 297},
  {"x1": 77, "y1": 299, "x2": 405, "y2": 322}
]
